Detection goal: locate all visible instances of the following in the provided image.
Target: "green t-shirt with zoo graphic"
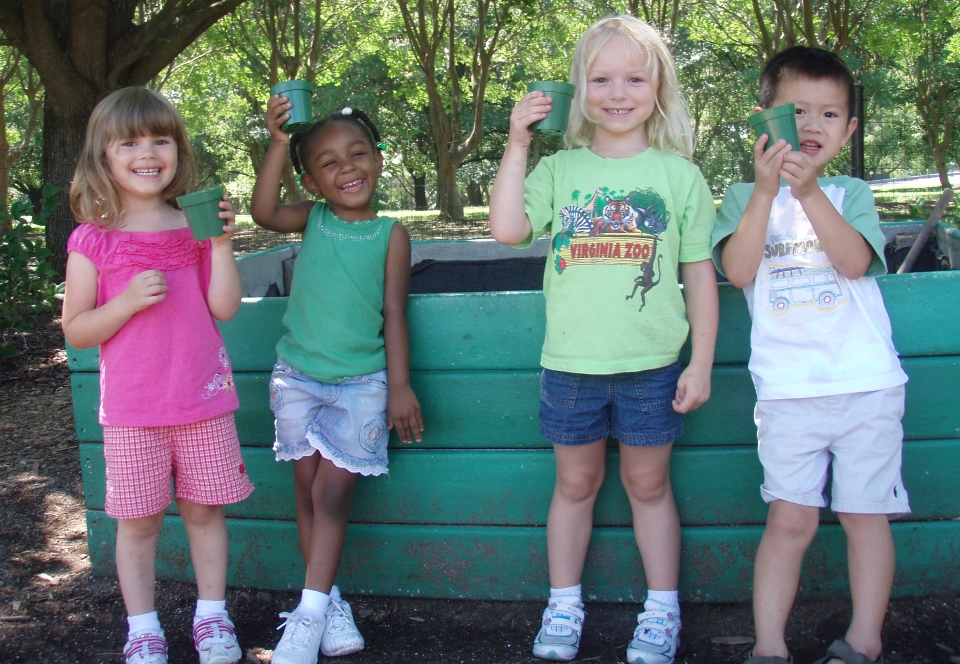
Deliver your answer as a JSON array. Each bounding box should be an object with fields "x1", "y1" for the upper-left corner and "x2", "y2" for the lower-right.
[{"x1": 522, "y1": 147, "x2": 716, "y2": 374}]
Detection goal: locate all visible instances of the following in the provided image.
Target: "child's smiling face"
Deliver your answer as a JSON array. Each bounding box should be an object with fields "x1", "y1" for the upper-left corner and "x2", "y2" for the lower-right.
[
  {"x1": 301, "y1": 121, "x2": 382, "y2": 221},
  {"x1": 770, "y1": 74, "x2": 857, "y2": 176},
  {"x1": 584, "y1": 37, "x2": 657, "y2": 145}
]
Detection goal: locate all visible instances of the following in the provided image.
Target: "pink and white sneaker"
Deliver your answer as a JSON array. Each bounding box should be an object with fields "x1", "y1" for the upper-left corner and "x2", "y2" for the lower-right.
[
  {"x1": 124, "y1": 629, "x2": 168, "y2": 664},
  {"x1": 192, "y1": 615, "x2": 242, "y2": 664}
]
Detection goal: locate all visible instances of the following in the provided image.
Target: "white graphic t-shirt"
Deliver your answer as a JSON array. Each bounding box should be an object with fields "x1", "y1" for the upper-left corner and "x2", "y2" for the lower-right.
[{"x1": 712, "y1": 177, "x2": 907, "y2": 400}]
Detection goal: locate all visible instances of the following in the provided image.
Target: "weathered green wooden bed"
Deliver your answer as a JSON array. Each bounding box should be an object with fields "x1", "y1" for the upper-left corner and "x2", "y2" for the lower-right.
[{"x1": 69, "y1": 222, "x2": 960, "y2": 602}]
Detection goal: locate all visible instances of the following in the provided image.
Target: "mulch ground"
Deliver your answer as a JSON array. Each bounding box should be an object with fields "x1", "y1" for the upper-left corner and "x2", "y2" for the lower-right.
[{"x1": 2, "y1": 316, "x2": 959, "y2": 664}]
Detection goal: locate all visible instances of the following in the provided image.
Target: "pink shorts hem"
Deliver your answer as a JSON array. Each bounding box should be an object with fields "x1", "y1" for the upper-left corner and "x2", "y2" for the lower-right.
[{"x1": 103, "y1": 412, "x2": 254, "y2": 520}]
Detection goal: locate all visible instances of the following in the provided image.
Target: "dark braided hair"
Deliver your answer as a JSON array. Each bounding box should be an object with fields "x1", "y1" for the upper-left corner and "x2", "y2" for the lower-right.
[{"x1": 289, "y1": 107, "x2": 382, "y2": 175}]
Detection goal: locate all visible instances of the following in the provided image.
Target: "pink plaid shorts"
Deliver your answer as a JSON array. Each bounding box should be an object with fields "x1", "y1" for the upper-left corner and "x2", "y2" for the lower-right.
[{"x1": 102, "y1": 412, "x2": 254, "y2": 519}]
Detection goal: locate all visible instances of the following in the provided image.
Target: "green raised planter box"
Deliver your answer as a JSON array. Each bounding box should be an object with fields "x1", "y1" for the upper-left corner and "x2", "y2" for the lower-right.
[{"x1": 69, "y1": 227, "x2": 960, "y2": 602}]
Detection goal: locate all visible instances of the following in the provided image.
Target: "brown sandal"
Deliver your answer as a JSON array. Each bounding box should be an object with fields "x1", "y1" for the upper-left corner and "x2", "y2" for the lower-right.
[{"x1": 812, "y1": 639, "x2": 883, "y2": 664}]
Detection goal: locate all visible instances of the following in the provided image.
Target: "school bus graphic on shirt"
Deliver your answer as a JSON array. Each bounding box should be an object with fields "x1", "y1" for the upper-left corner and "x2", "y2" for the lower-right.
[
  {"x1": 551, "y1": 187, "x2": 670, "y2": 312},
  {"x1": 766, "y1": 265, "x2": 845, "y2": 313}
]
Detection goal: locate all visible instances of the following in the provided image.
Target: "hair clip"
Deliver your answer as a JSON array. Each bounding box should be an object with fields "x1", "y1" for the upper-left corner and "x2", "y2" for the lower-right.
[
  {"x1": 376, "y1": 142, "x2": 386, "y2": 150},
  {"x1": 341, "y1": 107, "x2": 353, "y2": 116},
  {"x1": 297, "y1": 174, "x2": 302, "y2": 185}
]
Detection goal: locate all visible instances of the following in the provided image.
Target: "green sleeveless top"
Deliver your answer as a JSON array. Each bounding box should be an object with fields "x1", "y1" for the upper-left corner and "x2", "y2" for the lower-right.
[{"x1": 277, "y1": 203, "x2": 398, "y2": 382}]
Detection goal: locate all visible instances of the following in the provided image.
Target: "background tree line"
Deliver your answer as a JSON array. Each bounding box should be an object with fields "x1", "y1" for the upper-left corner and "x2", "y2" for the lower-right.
[{"x1": 0, "y1": 0, "x2": 957, "y2": 272}]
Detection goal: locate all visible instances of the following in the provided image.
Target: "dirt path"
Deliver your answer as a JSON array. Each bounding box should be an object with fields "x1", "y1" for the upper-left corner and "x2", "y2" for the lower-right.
[{"x1": 1, "y1": 317, "x2": 957, "y2": 663}]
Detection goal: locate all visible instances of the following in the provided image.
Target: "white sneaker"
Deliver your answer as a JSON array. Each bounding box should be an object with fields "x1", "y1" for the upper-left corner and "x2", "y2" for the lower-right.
[
  {"x1": 271, "y1": 611, "x2": 325, "y2": 664},
  {"x1": 124, "y1": 629, "x2": 168, "y2": 664},
  {"x1": 626, "y1": 608, "x2": 681, "y2": 664},
  {"x1": 321, "y1": 597, "x2": 365, "y2": 657},
  {"x1": 531, "y1": 600, "x2": 585, "y2": 661},
  {"x1": 192, "y1": 615, "x2": 242, "y2": 664}
]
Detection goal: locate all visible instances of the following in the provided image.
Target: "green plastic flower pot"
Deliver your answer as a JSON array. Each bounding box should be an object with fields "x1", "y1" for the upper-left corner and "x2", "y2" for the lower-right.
[
  {"x1": 527, "y1": 81, "x2": 575, "y2": 136},
  {"x1": 177, "y1": 186, "x2": 225, "y2": 241},
  {"x1": 270, "y1": 80, "x2": 315, "y2": 134},
  {"x1": 749, "y1": 103, "x2": 800, "y2": 151}
]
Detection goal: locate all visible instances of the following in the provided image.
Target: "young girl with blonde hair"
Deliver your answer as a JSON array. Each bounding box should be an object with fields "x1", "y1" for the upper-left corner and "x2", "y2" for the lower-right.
[
  {"x1": 490, "y1": 15, "x2": 719, "y2": 664},
  {"x1": 63, "y1": 87, "x2": 252, "y2": 664}
]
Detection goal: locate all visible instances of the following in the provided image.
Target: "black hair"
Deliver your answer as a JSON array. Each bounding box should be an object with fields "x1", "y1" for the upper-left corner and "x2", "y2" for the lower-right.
[
  {"x1": 758, "y1": 46, "x2": 856, "y2": 119},
  {"x1": 289, "y1": 108, "x2": 382, "y2": 175}
]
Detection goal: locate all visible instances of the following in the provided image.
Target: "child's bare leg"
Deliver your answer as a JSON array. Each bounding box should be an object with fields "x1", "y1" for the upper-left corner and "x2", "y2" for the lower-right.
[
  {"x1": 304, "y1": 457, "x2": 359, "y2": 592},
  {"x1": 832, "y1": 512, "x2": 893, "y2": 662},
  {"x1": 293, "y1": 454, "x2": 321, "y2": 562},
  {"x1": 546, "y1": 439, "x2": 607, "y2": 587},
  {"x1": 752, "y1": 500, "x2": 819, "y2": 658},
  {"x1": 619, "y1": 442, "x2": 679, "y2": 590},
  {"x1": 178, "y1": 499, "x2": 228, "y2": 600},
  {"x1": 116, "y1": 512, "x2": 166, "y2": 615}
]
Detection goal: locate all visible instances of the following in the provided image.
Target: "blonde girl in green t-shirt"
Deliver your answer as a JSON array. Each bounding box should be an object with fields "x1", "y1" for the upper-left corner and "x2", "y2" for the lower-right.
[{"x1": 490, "y1": 15, "x2": 719, "y2": 664}]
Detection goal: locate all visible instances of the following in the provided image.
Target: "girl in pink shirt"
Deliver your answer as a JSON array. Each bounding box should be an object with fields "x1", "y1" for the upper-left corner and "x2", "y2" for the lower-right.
[{"x1": 61, "y1": 88, "x2": 253, "y2": 664}]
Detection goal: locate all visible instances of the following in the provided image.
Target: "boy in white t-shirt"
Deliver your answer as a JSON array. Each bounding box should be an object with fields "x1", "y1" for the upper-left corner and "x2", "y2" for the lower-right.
[{"x1": 712, "y1": 47, "x2": 908, "y2": 664}]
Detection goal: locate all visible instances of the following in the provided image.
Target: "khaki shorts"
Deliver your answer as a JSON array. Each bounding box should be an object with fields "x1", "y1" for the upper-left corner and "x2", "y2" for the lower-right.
[{"x1": 755, "y1": 385, "x2": 910, "y2": 515}]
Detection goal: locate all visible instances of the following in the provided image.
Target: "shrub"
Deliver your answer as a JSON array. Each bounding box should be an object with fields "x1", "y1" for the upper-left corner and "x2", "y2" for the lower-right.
[{"x1": 0, "y1": 185, "x2": 64, "y2": 359}]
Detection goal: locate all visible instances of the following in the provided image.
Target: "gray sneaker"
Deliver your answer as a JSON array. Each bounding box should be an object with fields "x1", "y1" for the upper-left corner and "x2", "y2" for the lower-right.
[
  {"x1": 626, "y1": 608, "x2": 680, "y2": 664},
  {"x1": 531, "y1": 600, "x2": 585, "y2": 661}
]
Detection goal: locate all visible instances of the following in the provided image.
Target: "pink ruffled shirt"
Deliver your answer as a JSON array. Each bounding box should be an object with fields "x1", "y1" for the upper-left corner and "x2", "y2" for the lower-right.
[{"x1": 68, "y1": 223, "x2": 240, "y2": 427}]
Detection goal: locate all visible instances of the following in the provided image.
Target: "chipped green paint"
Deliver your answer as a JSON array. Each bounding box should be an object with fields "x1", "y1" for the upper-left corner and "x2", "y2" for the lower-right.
[
  {"x1": 78, "y1": 440, "x2": 960, "y2": 526},
  {"x1": 71, "y1": 357, "x2": 960, "y2": 445},
  {"x1": 84, "y1": 512, "x2": 960, "y2": 601}
]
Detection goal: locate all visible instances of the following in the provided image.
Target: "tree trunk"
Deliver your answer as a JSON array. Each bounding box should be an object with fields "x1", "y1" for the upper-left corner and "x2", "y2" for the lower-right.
[
  {"x1": 466, "y1": 180, "x2": 483, "y2": 206},
  {"x1": 281, "y1": 159, "x2": 304, "y2": 204},
  {"x1": 43, "y1": 98, "x2": 93, "y2": 276},
  {"x1": 935, "y1": 153, "x2": 949, "y2": 189},
  {"x1": 0, "y1": 90, "x2": 10, "y2": 232},
  {"x1": 413, "y1": 173, "x2": 428, "y2": 210},
  {"x1": 436, "y1": 155, "x2": 463, "y2": 220}
]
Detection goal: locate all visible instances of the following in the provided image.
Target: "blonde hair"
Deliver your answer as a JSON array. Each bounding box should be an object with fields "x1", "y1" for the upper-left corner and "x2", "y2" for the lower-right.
[
  {"x1": 71, "y1": 87, "x2": 196, "y2": 227},
  {"x1": 567, "y1": 15, "x2": 694, "y2": 159}
]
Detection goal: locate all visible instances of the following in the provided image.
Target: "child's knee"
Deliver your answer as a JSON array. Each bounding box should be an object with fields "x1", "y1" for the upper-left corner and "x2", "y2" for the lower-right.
[
  {"x1": 766, "y1": 501, "x2": 819, "y2": 541},
  {"x1": 837, "y1": 512, "x2": 891, "y2": 538},
  {"x1": 118, "y1": 512, "x2": 165, "y2": 540},
  {"x1": 177, "y1": 500, "x2": 225, "y2": 528},
  {"x1": 620, "y1": 466, "x2": 670, "y2": 504},
  {"x1": 555, "y1": 465, "x2": 605, "y2": 503},
  {"x1": 312, "y1": 474, "x2": 357, "y2": 519}
]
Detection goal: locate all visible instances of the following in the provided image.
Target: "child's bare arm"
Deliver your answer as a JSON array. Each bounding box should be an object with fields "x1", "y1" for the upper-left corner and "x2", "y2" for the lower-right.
[
  {"x1": 489, "y1": 92, "x2": 552, "y2": 245},
  {"x1": 250, "y1": 94, "x2": 313, "y2": 233},
  {"x1": 207, "y1": 196, "x2": 242, "y2": 321},
  {"x1": 673, "y1": 259, "x2": 718, "y2": 414},
  {"x1": 62, "y1": 252, "x2": 167, "y2": 349},
  {"x1": 383, "y1": 223, "x2": 423, "y2": 443},
  {"x1": 721, "y1": 135, "x2": 791, "y2": 288},
  {"x1": 781, "y1": 152, "x2": 873, "y2": 279}
]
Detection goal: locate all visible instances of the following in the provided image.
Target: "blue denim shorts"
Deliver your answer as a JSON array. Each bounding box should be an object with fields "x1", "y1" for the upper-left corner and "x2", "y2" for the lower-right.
[
  {"x1": 539, "y1": 363, "x2": 684, "y2": 446},
  {"x1": 269, "y1": 358, "x2": 389, "y2": 476}
]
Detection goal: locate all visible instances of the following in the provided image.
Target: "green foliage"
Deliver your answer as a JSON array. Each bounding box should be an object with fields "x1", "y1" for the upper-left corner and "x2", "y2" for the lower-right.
[{"x1": 0, "y1": 185, "x2": 63, "y2": 359}]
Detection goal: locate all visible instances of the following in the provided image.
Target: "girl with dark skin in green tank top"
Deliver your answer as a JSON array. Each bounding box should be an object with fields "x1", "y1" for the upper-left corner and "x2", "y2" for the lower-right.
[{"x1": 251, "y1": 97, "x2": 422, "y2": 662}]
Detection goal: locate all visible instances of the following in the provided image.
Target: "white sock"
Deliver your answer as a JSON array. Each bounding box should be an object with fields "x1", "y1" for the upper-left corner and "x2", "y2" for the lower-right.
[
  {"x1": 127, "y1": 611, "x2": 162, "y2": 637},
  {"x1": 329, "y1": 585, "x2": 342, "y2": 603},
  {"x1": 194, "y1": 598, "x2": 227, "y2": 622},
  {"x1": 550, "y1": 584, "x2": 583, "y2": 607},
  {"x1": 298, "y1": 588, "x2": 330, "y2": 619},
  {"x1": 645, "y1": 589, "x2": 680, "y2": 613}
]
